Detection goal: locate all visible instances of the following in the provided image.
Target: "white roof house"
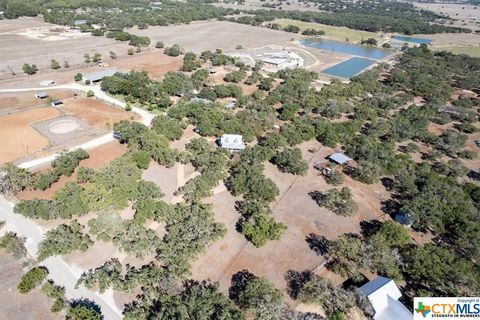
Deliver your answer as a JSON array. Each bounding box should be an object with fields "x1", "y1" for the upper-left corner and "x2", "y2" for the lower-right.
[
  {"x1": 328, "y1": 153, "x2": 352, "y2": 165},
  {"x1": 220, "y1": 134, "x2": 245, "y2": 151},
  {"x1": 359, "y1": 277, "x2": 413, "y2": 320}
]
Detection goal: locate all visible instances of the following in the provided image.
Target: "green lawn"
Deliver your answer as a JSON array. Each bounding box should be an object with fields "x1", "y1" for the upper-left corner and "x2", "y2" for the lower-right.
[{"x1": 273, "y1": 18, "x2": 380, "y2": 43}]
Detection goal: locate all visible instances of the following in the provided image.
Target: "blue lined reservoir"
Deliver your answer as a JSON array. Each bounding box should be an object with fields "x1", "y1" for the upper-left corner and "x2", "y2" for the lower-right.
[
  {"x1": 299, "y1": 39, "x2": 391, "y2": 60},
  {"x1": 322, "y1": 57, "x2": 376, "y2": 78},
  {"x1": 391, "y1": 35, "x2": 432, "y2": 44}
]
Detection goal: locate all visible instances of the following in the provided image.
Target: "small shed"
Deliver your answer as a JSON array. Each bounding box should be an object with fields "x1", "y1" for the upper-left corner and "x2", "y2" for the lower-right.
[
  {"x1": 359, "y1": 276, "x2": 413, "y2": 320},
  {"x1": 328, "y1": 153, "x2": 352, "y2": 165},
  {"x1": 51, "y1": 100, "x2": 63, "y2": 106},
  {"x1": 84, "y1": 69, "x2": 118, "y2": 84},
  {"x1": 35, "y1": 92, "x2": 49, "y2": 99},
  {"x1": 220, "y1": 134, "x2": 245, "y2": 151},
  {"x1": 395, "y1": 212, "x2": 413, "y2": 228},
  {"x1": 74, "y1": 19, "x2": 87, "y2": 26},
  {"x1": 190, "y1": 97, "x2": 212, "y2": 105}
]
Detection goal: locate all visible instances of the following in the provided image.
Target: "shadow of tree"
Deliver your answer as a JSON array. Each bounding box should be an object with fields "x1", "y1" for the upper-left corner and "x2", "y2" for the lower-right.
[
  {"x1": 308, "y1": 190, "x2": 324, "y2": 206},
  {"x1": 468, "y1": 170, "x2": 480, "y2": 181},
  {"x1": 69, "y1": 298, "x2": 103, "y2": 318},
  {"x1": 228, "y1": 269, "x2": 256, "y2": 302},
  {"x1": 305, "y1": 233, "x2": 329, "y2": 256},
  {"x1": 359, "y1": 219, "x2": 382, "y2": 238},
  {"x1": 381, "y1": 199, "x2": 401, "y2": 217},
  {"x1": 284, "y1": 270, "x2": 312, "y2": 299}
]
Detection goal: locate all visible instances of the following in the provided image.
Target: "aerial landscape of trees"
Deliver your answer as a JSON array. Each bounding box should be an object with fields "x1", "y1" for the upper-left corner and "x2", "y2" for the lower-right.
[{"x1": 0, "y1": 0, "x2": 479, "y2": 315}]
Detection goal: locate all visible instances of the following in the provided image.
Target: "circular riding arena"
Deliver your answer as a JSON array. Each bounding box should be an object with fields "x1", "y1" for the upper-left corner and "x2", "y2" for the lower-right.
[
  {"x1": 48, "y1": 119, "x2": 80, "y2": 135},
  {"x1": 31, "y1": 115, "x2": 94, "y2": 145}
]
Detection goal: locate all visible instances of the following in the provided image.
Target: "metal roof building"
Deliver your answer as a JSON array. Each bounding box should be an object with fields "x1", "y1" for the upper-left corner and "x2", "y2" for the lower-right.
[
  {"x1": 328, "y1": 153, "x2": 352, "y2": 165},
  {"x1": 74, "y1": 19, "x2": 87, "y2": 26},
  {"x1": 84, "y1": 69, "x2": 118, "y2": 83},
  {"x1": 220, "y1": 134, "x2": 245, "y2": 151},
  {"x1": 359, "y1": 277, "x2": 413, "y2": 320}
]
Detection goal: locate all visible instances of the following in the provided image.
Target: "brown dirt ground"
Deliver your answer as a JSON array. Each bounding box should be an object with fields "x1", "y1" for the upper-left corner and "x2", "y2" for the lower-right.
[
  {"x1": 0, "y1": 90, "x2": 73, "y2": 114},
  {"x1": 109, "y1": 51, "x2": 183, "y2": 80},
  {"x1": 0, "y1": 251, "x2": 61, "y2": 320},
  {"x1": 17, "y1": 141, "x2": 127, "y2": 201},
  {"x1": 190, "y1": 140, "x2": 393, "y2": 300},
  {"x1": 0, "y1": 107, "x2": 61, "y2": 164},
  {"x1": 60, "y1": 97, "x2": 137, "y2": 131}
]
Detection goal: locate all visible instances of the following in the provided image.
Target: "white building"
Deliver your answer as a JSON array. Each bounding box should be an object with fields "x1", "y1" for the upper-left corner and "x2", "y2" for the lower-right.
[
  {"x1": 359, "y1": 276, "x2": 413, "y2": 320},
  {"x1": 228, "y1": 50, "x2": 304, "y2": 71},
  {"x1": 220, "y1": 134, "x2": 245, "y2": 151},
  {"x1": 257, "y1": 51, "x2": 304, "y2": 71}
]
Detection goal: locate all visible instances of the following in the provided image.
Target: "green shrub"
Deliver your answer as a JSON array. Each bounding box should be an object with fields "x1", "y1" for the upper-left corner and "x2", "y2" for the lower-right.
[{"x1": 17, "y1": 267, "x2": 49, "y2": 294}]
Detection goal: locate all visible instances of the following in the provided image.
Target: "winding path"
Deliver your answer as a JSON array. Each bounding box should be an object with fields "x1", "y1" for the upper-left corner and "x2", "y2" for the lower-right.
[{"x1": 0, "y1": 83, "x2": 156, "y2": 319}]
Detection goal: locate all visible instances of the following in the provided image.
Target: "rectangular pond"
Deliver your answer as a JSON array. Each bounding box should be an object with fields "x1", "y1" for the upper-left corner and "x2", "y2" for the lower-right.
[
  {"x1": 391, "y1": 35, "x2": 432, "y2": 44},
  {"x1": 299, "y1": 39, "x2": 391, "y2": 60},
  {"x1": 322, "y1": 57, "x2": 376, "y2": 78}
]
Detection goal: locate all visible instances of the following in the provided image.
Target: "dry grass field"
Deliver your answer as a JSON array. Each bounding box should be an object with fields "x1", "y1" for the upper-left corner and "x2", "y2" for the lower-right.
[
  {"x1": 0, "y1": 17, "x2": 130, "y2": 78},
  {"x1": 415, "y1": 2, "x2": 480, "y2": 30},
  {"x1": 0, "y1": 251, "x2": 61, "y2": 320},
  {"x1": 129, "y1": 20, "x2": 295, "y2": 53}
]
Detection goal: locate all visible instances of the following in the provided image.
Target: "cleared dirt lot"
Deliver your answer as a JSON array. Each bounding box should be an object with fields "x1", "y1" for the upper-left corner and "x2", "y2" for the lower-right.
[
  {"x1": 0, "y1": 251, "x2": 60, "y2": 320},
  {"x1": 129, "y1": 20, "x2": 295, "y2": 53},
  {"x1": 60, "y1": 97, "x2": 136, "y2": 131},
  {"x1": 0, "y1": 107, "x2": 61, "y2": 164},
  {"x1": 110, "y1": 52, "x2": 183, "y2": 80}
]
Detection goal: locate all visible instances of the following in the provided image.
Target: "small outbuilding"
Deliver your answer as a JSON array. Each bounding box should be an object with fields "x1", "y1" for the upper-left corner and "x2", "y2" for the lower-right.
[
  {"x1": 359, "y1": 276, "x2": 413, "y2": 320},
  {"x1": 219, "y1": 134, "x2": 245, "y2": 151},
  {"x1": 74, "y1": 19, "x2": 87, "y2": 26},
  {"x1": 224, "y1": 101, "x2": 236, "y2": 110},
  {"x1": 51, "y1": 100, "x2": 63, "y2": 107},
  {"x1": 83, "y1": 69, "x2": 118, "y2": 84},
  {"x1": 40, "y1": 80, "x2": 55, "y2": 86},
  {"x1": 328, "y1": 153, "x2": 352, "y2": 165},
  {"x1": 35, "y1": 92, "x2": 49, "y2": 99}
]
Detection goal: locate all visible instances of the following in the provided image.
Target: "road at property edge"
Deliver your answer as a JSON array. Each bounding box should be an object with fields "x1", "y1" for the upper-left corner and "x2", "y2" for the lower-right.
[{"x1": 0, "y1": 83, "x2": 156, "y2": 320}]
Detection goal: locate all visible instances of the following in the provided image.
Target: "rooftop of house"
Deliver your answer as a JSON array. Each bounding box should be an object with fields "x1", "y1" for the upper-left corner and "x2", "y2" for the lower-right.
[
  {"x1": 359, "y1": 276, "x2": 413, "y2": 320},
  {"x1": 220, "y1": 134, "x2": 245, "y2": 150}
]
